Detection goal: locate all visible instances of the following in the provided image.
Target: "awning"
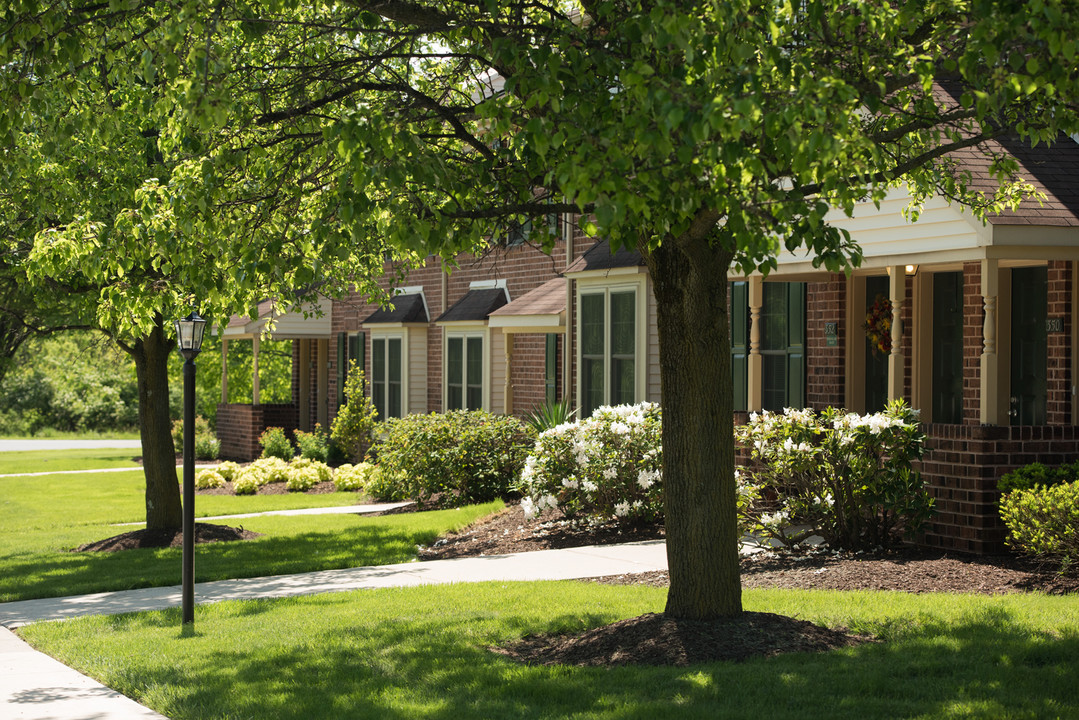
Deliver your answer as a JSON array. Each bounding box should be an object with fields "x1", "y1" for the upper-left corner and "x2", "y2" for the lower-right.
[
  {"x1": 222, "y1": 296, "x2": 332, "y2": 339},
  {"x1": 488, "y1": 277, "x2": 566, "y2": 333},
  {"x1": 362, "y1": 293, "x2": 430, "y2": 325},
  {"x1": 435, "y1": 287, "x2": 509, "y2": 324}
]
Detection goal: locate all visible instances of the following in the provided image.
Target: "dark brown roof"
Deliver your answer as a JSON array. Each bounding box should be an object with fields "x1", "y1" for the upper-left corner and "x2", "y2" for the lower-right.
[
  {"x1": 564, "y1": 239, "x2": 645, "y2": 274},
  {"x1": 363, "y1": 293, "x2": 429, "y2": 324},
  {"x1": 488, "y1": 278, "x2": 565, "y2": 317},
  {"x1": 949, "y1": 135, "x2": 1079, "y2": 227},
  {"x1": 435, "y1": 288, "x2": 508, "y2": 323}
]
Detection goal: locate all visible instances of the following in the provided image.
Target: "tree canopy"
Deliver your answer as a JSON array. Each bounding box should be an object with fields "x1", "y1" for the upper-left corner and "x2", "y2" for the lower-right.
[{"x1": 3, "y1": 0, "x2": 1078, "y2": 614}]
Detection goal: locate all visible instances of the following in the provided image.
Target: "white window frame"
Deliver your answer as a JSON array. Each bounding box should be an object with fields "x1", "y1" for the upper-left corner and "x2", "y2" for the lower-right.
[
  {"x1": 575, "y1": 275, "x2": 647, "y2": 415},
  {"x1": 370, "y1": 329, "x2": 408, "y2": 419},
  {"x1": 443, "y1": 325, "x2": 490, "y2": 411}
]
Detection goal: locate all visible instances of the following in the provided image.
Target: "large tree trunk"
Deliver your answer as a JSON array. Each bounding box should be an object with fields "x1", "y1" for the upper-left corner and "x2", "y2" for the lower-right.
[
  {"x1": 646, "y1": 230, "x2": 741, "y2": 619},
  {"x1": 130, "y1": 318, "x2": 183, "y2": 530}
]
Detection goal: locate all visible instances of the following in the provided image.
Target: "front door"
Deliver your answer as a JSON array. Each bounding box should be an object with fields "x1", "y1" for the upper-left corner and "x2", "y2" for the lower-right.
[
  {"x1": 864, "y1": 276, "x2": 889, "y2": 413},
  {"x1": 1010, "y1": 266, "x2": 1047, "y2": 425},
  {"x1": 932, "y1": 272, "x2": 964, "y2": 424}
]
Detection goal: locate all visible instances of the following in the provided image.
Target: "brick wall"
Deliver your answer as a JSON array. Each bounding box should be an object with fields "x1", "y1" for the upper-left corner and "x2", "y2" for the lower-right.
[
  {"x1": 1047, "y1": 260, "x2": 1072, "y2": 426},
  {"x1": 216, "y1": 403, "x2": 300, "y2": 461},
  {"x1": 805, "y1": 275, "x2": 846, "y2": 410},
  {"x1": 962, "y1": 262, "x2": 982, "y2": 424}
]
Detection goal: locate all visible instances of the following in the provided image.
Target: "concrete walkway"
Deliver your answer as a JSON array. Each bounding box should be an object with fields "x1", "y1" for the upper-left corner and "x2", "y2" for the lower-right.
[
  {"x1": 0, "y1": 540, "x2": 668, "y2": 719},
  {"x1": 0, "y1": 439, "x2": 143, "y2": 452}
]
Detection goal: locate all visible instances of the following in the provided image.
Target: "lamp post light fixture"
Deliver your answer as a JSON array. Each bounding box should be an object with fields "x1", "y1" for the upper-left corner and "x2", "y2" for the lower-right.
[{"x1": 175, "y1": 311, "x2": 206, "y2": 626}]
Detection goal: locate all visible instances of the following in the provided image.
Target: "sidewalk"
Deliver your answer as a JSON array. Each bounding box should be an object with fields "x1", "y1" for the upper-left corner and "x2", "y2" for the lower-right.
[{"x1": 0, "y1": 540, "x2": 668, "y2": 719}]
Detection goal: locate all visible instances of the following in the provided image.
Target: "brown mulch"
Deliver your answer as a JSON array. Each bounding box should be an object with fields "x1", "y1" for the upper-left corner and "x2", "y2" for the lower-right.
[
  {"x1": 424, "y1": 503, "x2": 1078, "y2": 667},
  {"x1": 196, "y1": 480, "x2": 339, "y2": 496},
  {"x1": 73, "y1": 522, "x2": 262, "y2": 552}
]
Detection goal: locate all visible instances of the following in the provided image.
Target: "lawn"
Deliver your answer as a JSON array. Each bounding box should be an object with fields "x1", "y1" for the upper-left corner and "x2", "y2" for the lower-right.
[
  {"x1": 0, "y1": 467, "x2": 501, "y2": 602},
  {"x1": 0, "y1": 447, "x2": 144, "y2": 475},
  {"x1": 16, "y1": 583, "x2": 1079, "y2": 719}
]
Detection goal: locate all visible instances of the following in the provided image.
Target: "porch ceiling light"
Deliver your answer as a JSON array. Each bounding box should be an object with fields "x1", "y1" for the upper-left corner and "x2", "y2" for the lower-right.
[
  {"x1": 905, "y1": 264, "x2": 919, "y2": 276},
  {"x1": 175, "y1": 311, "x2": 207, "y2": 361}
]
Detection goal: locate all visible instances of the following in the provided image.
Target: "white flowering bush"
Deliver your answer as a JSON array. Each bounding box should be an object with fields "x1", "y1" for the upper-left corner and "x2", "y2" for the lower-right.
[
  {"x1": 333, "y1": 462, "x2": 381, "y2": 492},
  {"x1": 736, "y1": 399, "x2": 932, "y2": 550},
  {"x1": 194, "y1": 468, "x2": 225, "y2": 490},
  {"x1": 216, "y1": 461, "x2": 241, "y2": 482},
  {"x1": 520, "y1": 402, "x2": 665, "y2": 523}
]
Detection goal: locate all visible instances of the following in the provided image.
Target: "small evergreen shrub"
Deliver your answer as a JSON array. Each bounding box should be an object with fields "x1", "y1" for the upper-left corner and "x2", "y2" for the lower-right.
[
  {"x1": 375, "y1": 410, "x2": 536, "y2": 507},
  {"x1": 259, "y1": 426, "x2": 295, "y2": 460},
  {"x1": 1000, "y1": 481, "x2": 1079, "y2": 572},
  {"x1": 998, "y1": 461, "x2": 1079, "y2": 494},
  {"x1": 172, "y1": 415, "x2": 215, "y2": 455},
  {"x1": 194, "y1": 469, "x2": 225, "y2": 489},
  {"x1": 216, "y1": 461, "x2": 241, "y2": 482},
  {"x1": 736, "y1": 400, "x2": 932, "y2": 551},
  {"x1": 333, "y1": 462, "x2": 380, "y2": 492},
  {"x1": 331, "y1": 364, "x2": 379, "y2": 463},
  {"x1": 364, "y1": 467, "x2": 409, "y2": 501},
  {"x1": 294, "y1": 423, "x2": 330, "y2": 462}
]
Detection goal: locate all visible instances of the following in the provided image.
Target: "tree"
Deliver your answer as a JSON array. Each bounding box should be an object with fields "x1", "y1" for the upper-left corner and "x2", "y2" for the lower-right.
[
  {"x1": 0, "y1": 5, "x2": 392, "y2": 529},
  {"x1": 3, "y1": 1, "x2": 1077, "y2": 614}
]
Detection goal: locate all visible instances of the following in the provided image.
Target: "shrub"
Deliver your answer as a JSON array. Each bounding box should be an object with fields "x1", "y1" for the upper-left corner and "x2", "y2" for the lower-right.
[
  {"x1": 216, "y1": 461, "x2": 241, "y2": 482},
  {"x1": 194, "y1": 469, "x2": 225, "y2": 490},
  {"x1": 294, "y1": 423, "x2": 330, "y2": 462},
  {"x1": 232, "y1": 468, "x2": 264, "y2": 495},
  {"x1": 250, "y1": 456, "x2": 290, "y2": 484},
  {"x1": 259, "y1": 426, "x2": 294, "y2": 460},
  {"x1": 286, "y1": 465, "x2": 322, "y2": 492},
  {"x1": 333, "y1": 462, "x2": 381, "y2": 492},
  {"x1": 375, "y1": 410, "x2": 536, "y2": 507},
  {"x1": 520, "y1": 402, "x2": 664, "y2": 523},
  {"x1": 331, "y1": 364, "x2": 379, "y2": 463},
  {"x1": 736, "y1": 400, "x2": 932, "y2": 551},
  {"x1": 172, "y1": 415, "x2": 214, "y2": 454},
  {"x1": 290, "y1": 457, "x2": 332, "y2": 483},
  {"x1": 998, "y1": 461, "x2": 1079, "y2": 494},
  {"x1": 1001, "y1": 481, "x2": 1079, "y2": 572},
  {"x1": 525, "y1": 397, "x2": 578, "y2": 434},
  {"x1": 194, "y1": 434, "x2": 220, "y2": 460}
]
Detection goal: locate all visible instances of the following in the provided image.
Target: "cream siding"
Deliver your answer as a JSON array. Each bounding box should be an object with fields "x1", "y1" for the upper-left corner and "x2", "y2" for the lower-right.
[
  {"x1": 646, "y1": 278, "x2": 661, "y2": 403},
  {"x1": 408, "y1": 327, "x2": 427, "y2": 415},
  {"x1": 490, "y1": 329, "x2": 505, "y2": 413}
]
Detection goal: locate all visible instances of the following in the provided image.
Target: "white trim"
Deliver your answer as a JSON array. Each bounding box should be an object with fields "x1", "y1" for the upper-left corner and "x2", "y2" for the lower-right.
[
  {"x1": 575, "y1": 275, "x2": 648, "y2": 414},
  {"x1": 369, "y1": 328, "x2": 408, "y2": 419},
  {"x1": 443, "y1": 325, "x2": 491, "y2": 411}
]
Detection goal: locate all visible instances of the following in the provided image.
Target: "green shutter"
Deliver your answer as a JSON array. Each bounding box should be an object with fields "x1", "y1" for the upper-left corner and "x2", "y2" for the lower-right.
[
  {"x1": 545, "y1": 333, "x2": 557, "y2": 405},
  {"x1": 336, "y1": 332, "x2": 347, "y2": 408},
  {"x1": 730, "y1": 282, "x2": 748, "y2": 411},
  {"x1": 786, "y1": 282, "x2": 806, "y2": 409}
]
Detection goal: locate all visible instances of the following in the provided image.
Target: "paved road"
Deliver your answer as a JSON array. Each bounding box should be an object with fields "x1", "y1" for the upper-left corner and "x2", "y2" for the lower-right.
[{"x1": 0, "y1": 439, "x2": 142, "y2": 452}]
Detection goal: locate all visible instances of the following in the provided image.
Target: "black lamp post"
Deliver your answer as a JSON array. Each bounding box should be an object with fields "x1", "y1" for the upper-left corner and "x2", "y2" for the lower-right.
[{"x1": 175, "y1": 311, "x2": 206, "y2": 626}]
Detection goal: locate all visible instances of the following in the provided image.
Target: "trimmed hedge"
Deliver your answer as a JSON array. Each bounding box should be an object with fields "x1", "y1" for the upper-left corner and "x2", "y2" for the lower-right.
[
  {"x1": 1000, "y1": 481, "x2": 1079, "y2": 572},
  {"x1": 375, "y1": 410, "x2": 536, "y2": 507}
]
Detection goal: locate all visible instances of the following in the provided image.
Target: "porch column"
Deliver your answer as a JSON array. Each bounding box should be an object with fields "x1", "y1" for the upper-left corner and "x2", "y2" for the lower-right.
[
  {"x1": 980, "y1": 258, "x2": 1002, "y2": 425},
  {"x1": 221, "y1": 339, "x2": 228, "y2": 404},
  {"x1": 888, "y1": 266, "x2": 905, "y2": 401},
  {"x1": 748, "y1": 276, "x2": 763, "y2": 411},
  {"x1": 298, "y1": 339, "x2": 310, "y2": 430},
  {"x1": 252, "y1": 335, "x2": 261, "y2": 406},
  {"x1": 504, "y1": 334, "x2": 514, "y2": 415}
]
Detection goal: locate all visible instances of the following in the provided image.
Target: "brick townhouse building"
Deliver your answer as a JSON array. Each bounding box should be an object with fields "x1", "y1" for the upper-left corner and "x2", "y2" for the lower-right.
[{"x1": 217, "y1": 134, "x2": 1079, "y2": 554}]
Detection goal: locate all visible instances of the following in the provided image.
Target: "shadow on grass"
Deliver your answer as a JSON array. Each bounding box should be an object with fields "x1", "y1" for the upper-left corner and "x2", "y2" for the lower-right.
[
  {"x1": 99, "y1": 596, "x2": 1079, "y2": 720},
  {"x1": 0, "y1": 523, "x2": 443, "y2": 603}
]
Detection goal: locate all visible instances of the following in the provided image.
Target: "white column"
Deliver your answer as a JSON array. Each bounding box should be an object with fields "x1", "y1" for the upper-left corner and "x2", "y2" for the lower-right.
[
  {"x1": 888, "y1": 266, "x2": 905, "y2": 401},
  {"x1": 504, "y1": 333, "x2": 514, "y2": 415},
  {"x1": 748, "y1": 276, "x2": 763, "y2": 411}
]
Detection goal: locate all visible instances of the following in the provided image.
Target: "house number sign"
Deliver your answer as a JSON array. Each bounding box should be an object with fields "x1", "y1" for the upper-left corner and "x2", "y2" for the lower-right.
[
  {"x1": 824, "y1": 322, "x2": 838, "y2": 347},
  {"x1": 1047, "y1": 318, "x2": 1064, "y2": 333}
]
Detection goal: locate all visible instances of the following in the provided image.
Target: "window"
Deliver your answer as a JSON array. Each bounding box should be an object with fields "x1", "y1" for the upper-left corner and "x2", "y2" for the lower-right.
[
  {"x1": 545, "y1": 333, "x2": 558, "y2": 405},
  {"x1": 730, "y1": 281, "x2": 749, "y2": 411},
  {"x1": 336, "y1": 331, "x2": 365, "y2": 408},
  {"x1": 580, "y1": 288, "x2": 637, "y2": 416},
  {"x1": 446, "y1": 333, "x2": 484, "y2": 410},
  {"x1": 761, "y1": 282, "x2": 805, "y2": 411},
  {"x1": 371, "y1": 335, "x2": 403, "y2": 419}
]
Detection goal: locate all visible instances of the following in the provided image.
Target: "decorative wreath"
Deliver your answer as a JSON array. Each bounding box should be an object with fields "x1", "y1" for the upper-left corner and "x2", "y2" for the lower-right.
[{"x1": 864, "y1": 294, "x2": 893, "y2": 355}]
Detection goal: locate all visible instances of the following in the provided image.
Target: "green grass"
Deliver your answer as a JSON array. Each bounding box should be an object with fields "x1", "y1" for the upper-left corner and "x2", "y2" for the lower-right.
[
  {"x1": 17, "y1": 584, "x2": 1079, "y2": 719},
  {"x1": 0, "y1": 467, "x2": 501, "y2": 602},
  {"x1": 0, "y1": 429, "x2": 142, "y2": 440},
  {"x1": 0, "y1": 447, "x2": 145, "y2": 475}
]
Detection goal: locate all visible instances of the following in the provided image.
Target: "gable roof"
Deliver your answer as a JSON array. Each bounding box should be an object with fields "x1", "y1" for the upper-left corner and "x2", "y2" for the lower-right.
[
  {"x1": 564, "y1": 239, "x2": 646, "y2": 274},
  {"x1": 435, "y1": 287, "x2": 509, "y2": 323}
]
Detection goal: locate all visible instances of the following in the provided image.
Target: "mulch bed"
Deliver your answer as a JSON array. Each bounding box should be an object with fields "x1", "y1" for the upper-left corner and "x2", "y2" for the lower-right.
[
  {"x1": 425, "y1": 503, "x2": 1077, "y2": 667},
  {"x1": 74, "y1": 523, "x2": 262, "y2": 552}
]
